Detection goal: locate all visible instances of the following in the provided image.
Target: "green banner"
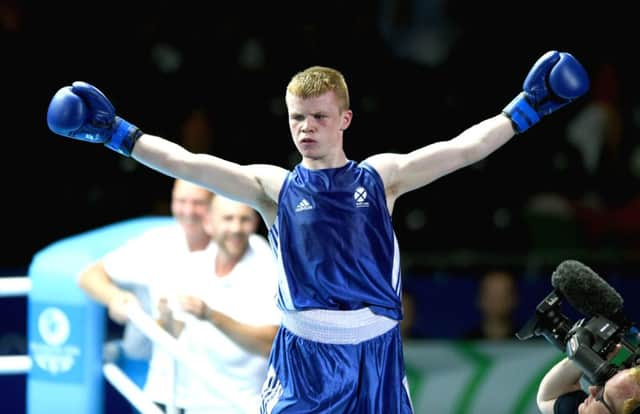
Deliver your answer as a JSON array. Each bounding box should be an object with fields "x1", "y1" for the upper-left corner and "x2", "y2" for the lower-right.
[{"x1": 403, "y1": 340, "x2": 563, "y2": 414}]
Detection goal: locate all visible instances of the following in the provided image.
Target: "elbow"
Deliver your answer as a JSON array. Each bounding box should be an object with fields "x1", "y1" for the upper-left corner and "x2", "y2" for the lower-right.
[
  {"x1": 77, "y1": 260, "x2": 108, "y2": 294},
  {"x1": 536, "y1": 385, "x2": 555, "y2": 414},
  {"x1": 536, "y1": 398, "x2": 553, "y2": 414},
  {"x1": 535, "y1": 391, "x2": 545, "y2": 410}
]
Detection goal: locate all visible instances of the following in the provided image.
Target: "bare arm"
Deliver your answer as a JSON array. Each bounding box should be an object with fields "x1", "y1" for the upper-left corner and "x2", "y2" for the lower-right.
[
  {"x1": 536, "y1": 357, "x2": 583, "y2": 414},
  {"x1": 131, "y1": 134, "x2": 288, "y2": 226},
  {"x1": 78, "y1": 260, "x2": 139, "y2": 324},
  {"x1": 365, "y1": 114, "x2": 515, "y2": 212},
  {"x1": 206, "y1": 308, "x2": 278, "y2": 358},
  {"x1": 181, "y1": 296, "x2": 278, "y2": 357}
]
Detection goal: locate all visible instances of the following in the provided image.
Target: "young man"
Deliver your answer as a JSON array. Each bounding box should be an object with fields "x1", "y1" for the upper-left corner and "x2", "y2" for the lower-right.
[
  {"x1": 537, "y1": 357, "x2": 640, "y2": 414},
  {"x1": 49, "y1": 50, "x2": 589, "y2": 413}
]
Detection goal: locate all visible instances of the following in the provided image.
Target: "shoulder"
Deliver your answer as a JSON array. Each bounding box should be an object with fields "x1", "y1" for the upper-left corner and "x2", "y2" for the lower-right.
[
  {"x1": 249, "y1": 163, "x2": 290, "y2": 197},
  {"x1": 108, "y1": 223, "x2": 185, "y2": 257},
  {"x1": 249, "y1": 233, "x2": 271, "y2": 251},
  {"x1": 358, "y1": 157, "x2": 392, "y2": 187},
  {"x1": 139, "y1": 223, "x2": 181, "y2": 237},
  {"x1": 362, "y1": 153, "x2": 397, "y2": 174},
  {"x1": 105, "y1": 223, "x2": 173, "y2": 250},
  {"x1": 246, "y1": 234, "x2": 278, "y2": 273}
]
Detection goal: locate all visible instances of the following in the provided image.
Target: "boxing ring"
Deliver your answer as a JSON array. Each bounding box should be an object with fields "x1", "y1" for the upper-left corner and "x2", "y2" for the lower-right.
[
  {"x1": 1, "y1": 216, "x2": 570, "y2": 413},
  {"x1": 0, "y1": 277, "x2": 32, "y2": 375},
  {"x1": 0, "y1": 216, "x2": 245, "y2": 414}
]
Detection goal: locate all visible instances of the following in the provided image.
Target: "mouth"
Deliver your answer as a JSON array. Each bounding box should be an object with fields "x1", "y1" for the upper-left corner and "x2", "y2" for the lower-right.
[{"x1": 299, "y1": 138, "x2": 317, "y2": 147}]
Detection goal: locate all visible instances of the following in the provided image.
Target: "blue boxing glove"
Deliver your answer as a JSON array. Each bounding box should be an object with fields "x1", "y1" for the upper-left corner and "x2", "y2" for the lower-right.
[
  {"x1": 503, "y1": 51, "x2": 590, "y2": 133},
  {"x1": 46, "y1": 81, "x2": 143, "y2": 157}
]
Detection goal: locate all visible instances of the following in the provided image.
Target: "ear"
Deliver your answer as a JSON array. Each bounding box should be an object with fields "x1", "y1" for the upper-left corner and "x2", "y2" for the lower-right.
[{"x1": 340, "y1": 109, "x2": 353, "y2": 131}]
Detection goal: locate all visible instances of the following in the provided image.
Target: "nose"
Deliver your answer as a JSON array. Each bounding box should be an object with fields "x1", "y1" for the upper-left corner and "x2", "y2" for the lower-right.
[
  {"x1": 301, "y1": 117, "x2": 315, "y2": 132},
  {"x1": 181, "y1": 203, "x2": 201, "y2": 220},
  {"x1": 229, "y1": 218, "x2": 244, "y2": 233}
]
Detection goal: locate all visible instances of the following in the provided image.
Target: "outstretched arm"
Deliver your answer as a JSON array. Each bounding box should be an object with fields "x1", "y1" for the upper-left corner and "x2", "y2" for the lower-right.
[
  {"x1": 130, "y1": 134, "x2": 286, "y2": 225},
  {"x1": 366, "y1": 50, "x2": 590, "y2": 211},
  {"x1": 367, "y1": 115, "x2": 514, "y2": 209},
  {"x1": 46, "y1": 82, "x2": 287, "y2": 226}
]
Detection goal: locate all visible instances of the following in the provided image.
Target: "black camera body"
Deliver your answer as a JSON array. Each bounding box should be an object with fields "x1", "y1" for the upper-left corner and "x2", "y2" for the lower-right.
[{"x1": 517, "y1": 289, "x2": 640, "y2": 386}]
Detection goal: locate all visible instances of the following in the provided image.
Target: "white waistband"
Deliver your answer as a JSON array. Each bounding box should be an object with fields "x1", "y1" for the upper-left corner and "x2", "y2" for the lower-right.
[{"x1": 281, "y1": 308, "x2": 398, "y2": 345}]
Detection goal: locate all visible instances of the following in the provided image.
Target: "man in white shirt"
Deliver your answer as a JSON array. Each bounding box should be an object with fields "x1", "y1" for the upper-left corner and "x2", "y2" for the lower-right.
[
  {"x1": 78, "y1": 179, "x2": 214, "y2": 412},
  {"x1": 158, "y1": 195, "x2": 281, "y2": 413}
]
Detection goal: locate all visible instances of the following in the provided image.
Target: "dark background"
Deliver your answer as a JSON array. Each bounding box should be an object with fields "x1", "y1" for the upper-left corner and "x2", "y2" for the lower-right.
[
  {"x1": 3, "y1": 1, "x2": 640, "y2": 411},
  {"x1": 4, "y1": 1, "x2": 639, "y2": 271}
]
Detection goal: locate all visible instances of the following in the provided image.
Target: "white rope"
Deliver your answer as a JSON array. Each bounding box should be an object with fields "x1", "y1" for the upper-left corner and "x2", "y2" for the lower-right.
[
  {"x1": 0, "y1": 277, "x2": 31, "y2": 297},
  {"x1": 0, "y1": 277, "x2": 245, "y2": 411},
  {"x1": 103, "y1": 362, "x2": 165, "y2": 414},
  {"x1": 0, "y1": 355, "x2": 31, "y2": 375}
]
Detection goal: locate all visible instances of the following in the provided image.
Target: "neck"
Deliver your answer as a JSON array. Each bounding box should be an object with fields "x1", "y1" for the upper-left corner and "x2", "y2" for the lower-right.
[
  {"x1": 301, "y1": 151, "x2": 348, "y2": 170},
  {"x1": 186, "y1": 233, "x2": 210, "y2": 252},
  {"x1": 215, "y1": 252, "x2": 240, "y2": 277}
]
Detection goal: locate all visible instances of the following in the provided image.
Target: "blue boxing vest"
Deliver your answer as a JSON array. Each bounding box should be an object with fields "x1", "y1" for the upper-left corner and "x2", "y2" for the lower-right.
[{"x1": 268, "y1": 160, "x2": 402, "y2": 320}]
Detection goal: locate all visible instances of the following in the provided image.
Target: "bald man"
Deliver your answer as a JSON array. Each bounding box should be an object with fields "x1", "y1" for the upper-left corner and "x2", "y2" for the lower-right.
[{"x1": 78, "y1": 179, "x2": 213, "y2": 412}]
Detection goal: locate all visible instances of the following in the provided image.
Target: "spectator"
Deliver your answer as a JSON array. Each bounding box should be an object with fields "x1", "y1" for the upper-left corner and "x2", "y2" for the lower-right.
[
  {"x1": 464, "y1": 269, "x2": 519, "y2": 340},
  {"x1": 78, "y1": 178, "x2": 213, "y2": 412}
]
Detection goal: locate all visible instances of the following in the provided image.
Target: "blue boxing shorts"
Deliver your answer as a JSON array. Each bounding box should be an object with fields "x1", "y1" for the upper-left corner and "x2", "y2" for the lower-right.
[{"x1": 260, "y1": 308, "x2": 414, "y2": 413}]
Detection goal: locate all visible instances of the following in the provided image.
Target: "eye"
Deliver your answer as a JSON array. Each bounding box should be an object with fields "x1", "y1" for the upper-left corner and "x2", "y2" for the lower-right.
[{"x1": 291, "y1": 114, "x2": 304, "y2": 122}]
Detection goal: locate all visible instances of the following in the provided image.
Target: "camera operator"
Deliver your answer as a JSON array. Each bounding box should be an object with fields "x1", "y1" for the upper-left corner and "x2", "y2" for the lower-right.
[{"x1": 537, "y1": 346, "x2": 640, "y2": 414}]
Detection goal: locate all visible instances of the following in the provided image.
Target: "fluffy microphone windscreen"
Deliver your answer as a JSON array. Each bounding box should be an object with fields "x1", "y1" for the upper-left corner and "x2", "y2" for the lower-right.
[{"x1": 551, "y1": 259, "x2": 623, "y2": 317}]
